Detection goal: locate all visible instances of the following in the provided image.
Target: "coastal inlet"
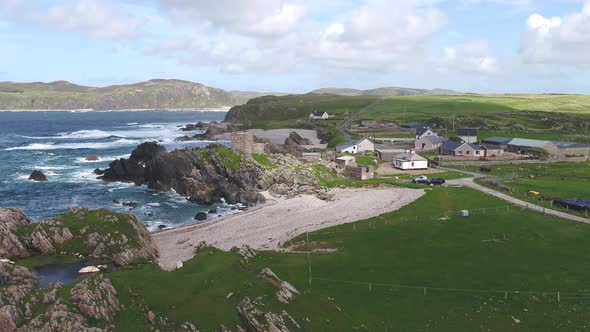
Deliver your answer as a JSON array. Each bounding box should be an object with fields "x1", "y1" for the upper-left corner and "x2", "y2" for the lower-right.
[{"x1": 0, "y1": 110, "x2": 235, "y2": 231}]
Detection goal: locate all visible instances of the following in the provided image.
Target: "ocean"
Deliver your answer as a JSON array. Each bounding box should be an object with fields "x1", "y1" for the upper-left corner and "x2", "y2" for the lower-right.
[{"x1": 0, "y1": 110, "x2": 235, "y2": 231}]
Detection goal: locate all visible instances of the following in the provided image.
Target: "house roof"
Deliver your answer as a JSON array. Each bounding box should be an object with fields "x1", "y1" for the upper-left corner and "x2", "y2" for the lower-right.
[
  {"x1": 336, "y1": 142, "x2": 356, "y2": 150},
  {"x1": 467, "y1": 143, "x2": 484, "y2": 150},
  {"x1": 311, "y1": 111, "x2": 327, "y2": 116},
  {"x1": 401, "y1": 122, "x2": 428, "y2": 129},
  {"x1": 416, "y1": 127, "x2": 432, "y2": 136},
  {"x1": 552, "y1": 141, "x2": 589, "y2": 149},
  {"x1": 508, "y1": 138, "x2": 552, "y2": 148},
  {"x1": 457, "y1": 128, "x2": 477, "y2": 136},
  {"x1": 481, "y1": 136, "x2": 513, "y2": 145},
  {"x1": 440, "y1": 140, "x2": 464, "y2": 151},
  {"x1": 394, "y1": 152, "x2": 427, "y2": 162},
  {"x1": 423, "y1": 135, "x2": 443, "y2": 144}
]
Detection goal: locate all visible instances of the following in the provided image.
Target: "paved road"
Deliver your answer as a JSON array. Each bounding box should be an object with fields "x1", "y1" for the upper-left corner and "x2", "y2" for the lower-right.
[{"x1": 447, "y1": 177, "x2": 590, "y2": 225}]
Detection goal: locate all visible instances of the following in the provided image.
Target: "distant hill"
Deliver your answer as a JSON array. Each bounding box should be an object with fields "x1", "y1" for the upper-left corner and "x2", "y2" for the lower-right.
[
  {"x1": 310, "y1": 87, "x2": 462, "y2": 96},
  {"x1": 0, "y1": 79, "x2": 255, "y2": 110}
]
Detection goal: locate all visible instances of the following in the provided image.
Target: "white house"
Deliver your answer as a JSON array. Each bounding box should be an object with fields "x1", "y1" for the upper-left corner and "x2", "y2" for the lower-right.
[
  {"x1": 457, "y1": 128, "x2": 478, "y2": 143},
  {"x1": 393, "y1": 151, "x2": 428, "y2": 170},
  {"x1": 309, "y1": 111, "x2": 329, "y2": 120},
  {"x1": 416, "y1": 127, "x2": 437, "y2": 139},
  {"x1": 335, "y1": 138, "x2": 375, "y2": 154}
]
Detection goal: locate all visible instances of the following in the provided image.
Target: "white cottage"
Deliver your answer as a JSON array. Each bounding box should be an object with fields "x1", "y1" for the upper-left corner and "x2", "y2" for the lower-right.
[
  {"x1": 309, "y1": 111, "x2": 329, "y2": 120},
  {"x1": 335, "y1": 138, "x2": 375, "y2": 154},
  {"x1": 393, "y1": 152, "x2": 428, "y2": 170}
]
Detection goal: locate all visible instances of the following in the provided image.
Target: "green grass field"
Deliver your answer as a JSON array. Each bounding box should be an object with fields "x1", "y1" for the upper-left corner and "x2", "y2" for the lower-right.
[
  {"x1": 108, "y1": 187, "x2": 590, "y2": 330},
  {"x1": 450, "y1": 161, "x2": 590, "y2": 216}
]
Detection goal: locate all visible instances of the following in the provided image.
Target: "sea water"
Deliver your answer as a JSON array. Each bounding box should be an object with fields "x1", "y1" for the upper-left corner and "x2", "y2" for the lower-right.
[{"x1": 0, "y1": 110, "x2": 234, "y2": 231}]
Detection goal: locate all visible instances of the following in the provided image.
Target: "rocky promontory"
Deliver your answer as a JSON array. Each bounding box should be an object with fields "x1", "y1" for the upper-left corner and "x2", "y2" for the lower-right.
[
  {"x1": 99, "y1": 142, "x2": 322, "y2": 207},
  {"x1": 0, "y1": 207, "x2": 159, "y2": 266}
]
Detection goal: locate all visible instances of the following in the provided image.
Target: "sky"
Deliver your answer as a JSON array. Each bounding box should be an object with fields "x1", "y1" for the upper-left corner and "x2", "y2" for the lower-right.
[{"x1": 1, "y1": 0, "x2": 590, "y2": 94}]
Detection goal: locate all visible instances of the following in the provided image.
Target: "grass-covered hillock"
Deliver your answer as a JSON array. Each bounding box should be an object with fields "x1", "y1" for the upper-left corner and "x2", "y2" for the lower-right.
[{"x1": 15, "y1": 208, "x2": 158, "y2": 266}]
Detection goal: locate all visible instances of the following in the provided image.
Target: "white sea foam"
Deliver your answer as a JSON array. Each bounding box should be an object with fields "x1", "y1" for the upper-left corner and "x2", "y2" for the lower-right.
[
  {"x1": 34, "y1": 165, "x2": 79, "y2": 170},
  {"x1": 74, "y1": 154, "x2": 130, "y2": 163},
  {"x1": 5, "y1": 139, "x2": 139, "y2": 151}
]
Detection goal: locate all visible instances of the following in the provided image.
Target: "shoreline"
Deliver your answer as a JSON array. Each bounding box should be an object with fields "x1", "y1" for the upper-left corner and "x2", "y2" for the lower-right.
[
  {"x1": 0, "y1": 108, "x2": 231, "y2": 112},
  {"x1": 153, "y1": 187, "x2": 426, "y2": 270}
]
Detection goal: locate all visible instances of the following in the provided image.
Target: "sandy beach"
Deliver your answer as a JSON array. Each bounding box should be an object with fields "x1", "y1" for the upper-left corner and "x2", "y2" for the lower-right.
[{"x1": 154, "y1": 187, "x2": 425, "y2": 270}]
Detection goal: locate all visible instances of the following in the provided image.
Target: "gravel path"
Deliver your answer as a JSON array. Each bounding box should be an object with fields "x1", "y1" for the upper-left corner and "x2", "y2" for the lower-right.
[
  {"x1": 153, "y1": 187, "x2": 425, "y2": 270},
  {"x1": 447, "y1": 177, "x2": 590, "y2": 224}
]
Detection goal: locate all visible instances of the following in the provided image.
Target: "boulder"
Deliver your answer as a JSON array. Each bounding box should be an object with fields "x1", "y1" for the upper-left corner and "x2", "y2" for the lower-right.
[
  {"x1": 194, "y1": 212, "x2": 208, "y2": 221},
  {"x1": 93, "y1": 168, "x2": 105, "y2": 175},
  {"x1": 85, "y1": 156, "x2": 99, "y2": 161},
  {"x1": 28, "y1": 170, "x2": 47, "y2": 182}
]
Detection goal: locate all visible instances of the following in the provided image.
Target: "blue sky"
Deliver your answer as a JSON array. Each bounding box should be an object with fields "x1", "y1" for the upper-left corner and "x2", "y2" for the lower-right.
[{"x1": 1, "y1": 0, "x2": 590, "y2": 94}]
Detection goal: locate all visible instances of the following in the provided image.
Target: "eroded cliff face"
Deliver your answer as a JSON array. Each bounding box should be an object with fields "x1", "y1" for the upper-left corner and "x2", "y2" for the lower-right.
[
  {"x1": 101, "y1": 143, "x2": 267, "y2": 206},
  {"x1": 100, "y1": 143, "x2": 324, "y2": 207},
  {"x1": 0, "y1": 208, "x2": 159, "y2": 266}
]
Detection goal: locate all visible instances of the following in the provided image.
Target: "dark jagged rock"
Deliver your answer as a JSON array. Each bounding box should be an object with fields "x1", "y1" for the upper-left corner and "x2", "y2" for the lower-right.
[
  {"x1": 284, "y1": 131, "x2": 311, "y2": 146},
  {"x1": 100, "y1": 142, "x2": 166, "y2": 184},
  {"x1": 122, "y1": 201, "x2": 138, "y2": 209},
  {"x1": 28, "y1": 170, "x2": 47, "y2": 182},
  {"x1": 93, "y1": 168, "x2": 105, "y2": 175},
  {"x1": 194, "y1": 212, "x2": 208, "y2": 221},
  {"x1": 144, "y1": 145, "x2": 266, "y2": 206}
]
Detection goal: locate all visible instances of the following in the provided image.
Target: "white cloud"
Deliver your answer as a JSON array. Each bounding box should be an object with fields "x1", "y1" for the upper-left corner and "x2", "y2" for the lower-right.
[
  {"x1": 521, "y1": 1, "x2": 590, "y2": 64},
  {"x1": 157, "y1": 0, "x2": 305, "y2": 36},
  {"x1": 34, "y1": 0, "x2": 142, "y2": 38},
  {"x1": 442, "y1": 41, "x2": 498, "y2": 74},
  {"x1": 310, "y1": 0, "x2": 447, "y2": 69}
]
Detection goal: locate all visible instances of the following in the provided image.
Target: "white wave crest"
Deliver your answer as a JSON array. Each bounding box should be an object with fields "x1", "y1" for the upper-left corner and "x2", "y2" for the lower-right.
[{"x1": 5, "y1": 139, "x2": 139, "y2": 151}]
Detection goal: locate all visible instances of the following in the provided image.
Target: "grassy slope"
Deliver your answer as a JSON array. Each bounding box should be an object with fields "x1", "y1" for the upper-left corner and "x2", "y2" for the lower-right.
[
  {"x1": 227, "y1": 93, "x2": 590, "y2": 146},
  {"x1": 0, "y1": 80, "x2": 250, "y2": 110},
  {"x1": 109, "y1": 187, "x2": 590, "y2": 331}
]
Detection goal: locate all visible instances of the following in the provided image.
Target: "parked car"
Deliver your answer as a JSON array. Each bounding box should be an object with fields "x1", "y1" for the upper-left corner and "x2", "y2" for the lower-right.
[
  {"x1": 412, "y1": 176, "x2": 429, "y2": 184},
  {"x1": 429, "y1": 178, "x2": 446, "y2": 185}
]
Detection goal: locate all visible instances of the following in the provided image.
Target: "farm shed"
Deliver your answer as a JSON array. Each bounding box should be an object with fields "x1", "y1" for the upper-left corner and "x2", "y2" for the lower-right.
[{"x1": 554, "y1": 198, "x2": 590, "y2": 212}]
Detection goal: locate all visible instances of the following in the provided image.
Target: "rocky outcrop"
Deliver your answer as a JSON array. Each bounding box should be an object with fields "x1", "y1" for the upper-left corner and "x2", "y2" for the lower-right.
[
  {"x1": 25, "y1": 219, "x2": 74, "y2": 255},
  {"x1": 284, "y1": 131, "x2": 311, "y2": 146},
  {"x1": 0, "y1": 207, "x2": 158, "y2": 266},
  {"x1": 0, "y1": 262, "x2": 37, "y2": 331},
  {"x1": 71, "y1": 274, "x2": 120, "y2": 322},
  {"x1": 237, "y1": 297, "x2": 300, "y2": 332},
  {"x1": 258, "y1": 268, "x2": 300, "y2": 304},
  {"x1": 0, "y1": 208, "x2": 31, "y2": 259},
  {"x1": 18, "y1": 274, "x2": 121, "y2": 332},
  {"x1": 102, "y1": 142, "x2": 323, "y2": 206},
  {"x1": 28, "y1": 170, "x2": 47, "y2": 182},
  {"x1": 100, "y1": 142, "x2": 166, "y2": 184},
  {"x1": 257, "y1": 154, "x2": 321, "y2": 198},
  {"x1": 146, "y1": 145, "x2": 266, "y2": 206}
]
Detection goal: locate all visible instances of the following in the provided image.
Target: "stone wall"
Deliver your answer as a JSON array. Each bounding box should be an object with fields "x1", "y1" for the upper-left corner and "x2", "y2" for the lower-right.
[{"x1": 232, "y1": 132, "x2": 266, "y2": 155}]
